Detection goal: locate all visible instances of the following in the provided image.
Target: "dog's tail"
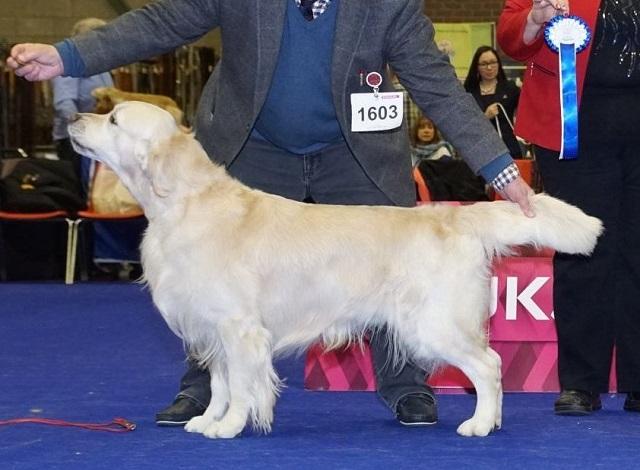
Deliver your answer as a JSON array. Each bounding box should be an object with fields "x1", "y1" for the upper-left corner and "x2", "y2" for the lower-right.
[{"x1": 462, "y1": 193, "x2": 603, "y2": 256}]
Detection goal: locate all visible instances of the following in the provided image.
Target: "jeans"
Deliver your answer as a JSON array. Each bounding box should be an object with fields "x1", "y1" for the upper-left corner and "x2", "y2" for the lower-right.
[{"x1": 175, "y1": 135, "x2": 433, "y2": 410}]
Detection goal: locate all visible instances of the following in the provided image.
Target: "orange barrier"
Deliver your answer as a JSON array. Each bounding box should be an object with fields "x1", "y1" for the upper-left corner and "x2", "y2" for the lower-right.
[{"x1": 412, "y1": 166, "x2": 431, "y2": 203}]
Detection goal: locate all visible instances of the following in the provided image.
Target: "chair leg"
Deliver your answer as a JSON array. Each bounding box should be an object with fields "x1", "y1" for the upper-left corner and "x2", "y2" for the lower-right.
[
  {"x1": 65, "y1": 219, "x2": 81, "y2": 285},
  {"x1": 65, "y1": 219, "x2": 75, "y2": 284},
  {"x1": 78, "y1": 220, "x2": 90, "y2": 282}
]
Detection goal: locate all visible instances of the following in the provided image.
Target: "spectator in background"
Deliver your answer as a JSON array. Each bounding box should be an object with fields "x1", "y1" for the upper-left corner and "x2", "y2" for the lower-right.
[
  {"x1": 498, "y1": 0, "x2": 640, "y2": 415},
  {"x1": 464, "y1": 46, "x2": 523, "y2": 158},
  {"x1": 51, "y1": 18, "x2": 113, "y2": 194},
  {"x1": 410, "y1": 115, "x2": 456, "y2": 165}
]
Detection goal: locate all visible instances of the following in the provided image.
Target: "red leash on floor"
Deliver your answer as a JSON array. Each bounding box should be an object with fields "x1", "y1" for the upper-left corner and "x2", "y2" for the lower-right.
[{"x1": 0, "y1": 417, "x2": 136, "y2": 433}]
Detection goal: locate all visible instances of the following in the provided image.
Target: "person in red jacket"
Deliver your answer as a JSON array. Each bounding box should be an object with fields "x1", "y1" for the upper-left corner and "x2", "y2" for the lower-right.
[{"x1": 498, "y1": 0, "x2": 640, "y2": 415}]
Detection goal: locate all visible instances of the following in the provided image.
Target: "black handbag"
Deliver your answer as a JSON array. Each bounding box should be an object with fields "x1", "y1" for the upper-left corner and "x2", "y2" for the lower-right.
[
  {"x1": 415, "y1": 159, "x2": 489, "y2": 202},
  {"x1": 0, "y1": 158, "x2": 85, "y2": 213}
]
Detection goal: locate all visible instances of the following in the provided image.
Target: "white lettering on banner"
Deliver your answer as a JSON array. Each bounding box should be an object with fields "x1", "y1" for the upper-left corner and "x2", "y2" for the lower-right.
[
  {"x1": 489, "y1": 276, "x2": 554, "y2": 320},
  {"x1": 489, "y1": 276, "x2": 498, "y2": 316},
  {"x1": 506, "y1": 276, "x2": 550, "y2": 320}
]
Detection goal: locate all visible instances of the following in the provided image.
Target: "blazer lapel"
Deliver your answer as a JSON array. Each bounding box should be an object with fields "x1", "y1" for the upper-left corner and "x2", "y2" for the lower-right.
[{"x1": 332, "y1": 0, "x2": 370, "y2": 124}]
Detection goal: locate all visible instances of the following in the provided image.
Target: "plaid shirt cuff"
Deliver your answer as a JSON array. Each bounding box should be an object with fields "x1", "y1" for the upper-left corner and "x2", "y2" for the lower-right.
[{"x1": 490, "y1": 163, "x2": 520, "y2": 192}]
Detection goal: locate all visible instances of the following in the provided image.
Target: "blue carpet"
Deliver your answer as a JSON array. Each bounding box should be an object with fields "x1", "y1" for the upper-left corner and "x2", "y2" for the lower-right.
[{"x1": 0, "y1": 283, "x2": 638, "y2": 470}]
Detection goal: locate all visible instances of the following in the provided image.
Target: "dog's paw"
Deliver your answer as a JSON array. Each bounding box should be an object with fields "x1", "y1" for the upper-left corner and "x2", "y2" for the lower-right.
[
  {"x1": 184, "y1": 415, "x2": 210, "y2": 434},
  {"x1": 202, "y1": 420, "x2": 244, "y2": 439},
  {"x1": 494, "y1": 412, "x2": 502, "y2": 430},
  {"x1": 456, "y1": 418, "x2": 494, "y2": 437}
]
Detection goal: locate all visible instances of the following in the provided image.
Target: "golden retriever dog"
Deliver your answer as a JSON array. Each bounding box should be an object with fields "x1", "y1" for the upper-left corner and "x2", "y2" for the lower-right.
[
  {"x1": 68, "y1": 101, "x2": 602, "y2": 439},
  {"x1": 91, "y1": 86, "x2": 184, "y2": 125}
]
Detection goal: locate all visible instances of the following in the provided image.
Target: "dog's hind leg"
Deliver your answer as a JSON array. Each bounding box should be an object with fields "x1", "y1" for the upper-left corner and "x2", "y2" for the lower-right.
[
  {"x1": 438, "y1": 343, "x2": 502, "y2": 437},
  {"x1": 185, "y1": 360, "x2": 229, "y2": 434},
  {"x1": 201, "y1": 316, "x2": 280, "y2": 439},
  {"x1": 487, "y1": 347, "x2": 503, "y2": 429}
]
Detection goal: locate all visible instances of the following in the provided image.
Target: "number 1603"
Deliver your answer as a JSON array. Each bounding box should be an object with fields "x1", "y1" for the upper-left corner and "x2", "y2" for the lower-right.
[{"x1": 357, "y1": 105, "x2": 398, "y2": 121}]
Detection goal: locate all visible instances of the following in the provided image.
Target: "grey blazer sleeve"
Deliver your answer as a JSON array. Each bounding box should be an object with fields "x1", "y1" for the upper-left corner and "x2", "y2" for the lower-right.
[
  {"x1": 72, "y1": 0, "x2": 220, "y2": 76},
  {"x1": 387, "y1": 0, "x2": 510, "y2": 174},
  {"x1": 65, "y1": 0, "x2": 511, "y2": 207}
]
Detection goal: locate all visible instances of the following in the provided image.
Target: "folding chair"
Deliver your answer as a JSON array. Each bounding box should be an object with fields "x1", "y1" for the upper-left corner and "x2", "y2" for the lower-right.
[
  {"x1": 0, "y1": 209, "x2": 77, "y2": 283},
  {"x1": 67, "y1": 208, "x2": 146, "y2": 283}
]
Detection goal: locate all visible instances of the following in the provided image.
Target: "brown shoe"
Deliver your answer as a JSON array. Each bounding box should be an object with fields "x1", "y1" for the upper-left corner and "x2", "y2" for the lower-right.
[{"x1": 554, "y1": 390, "x2": 602, "y2": 416}]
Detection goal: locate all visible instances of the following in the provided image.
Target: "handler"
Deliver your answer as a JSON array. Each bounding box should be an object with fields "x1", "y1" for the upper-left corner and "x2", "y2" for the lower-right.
[{"x1": 9, "y1": 0, "x2": 533, "y2": 427}]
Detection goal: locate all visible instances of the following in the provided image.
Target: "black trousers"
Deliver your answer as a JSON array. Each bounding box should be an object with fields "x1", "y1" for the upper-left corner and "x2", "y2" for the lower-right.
[{"x1": 535, "y1": 138, "x2": 640, "y2": 393}]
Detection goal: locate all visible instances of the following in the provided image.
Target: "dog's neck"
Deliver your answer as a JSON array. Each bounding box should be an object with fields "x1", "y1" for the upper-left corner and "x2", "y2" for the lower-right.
[{"x1": 140, "y1": 135, "x2": 241, "y2": 220}]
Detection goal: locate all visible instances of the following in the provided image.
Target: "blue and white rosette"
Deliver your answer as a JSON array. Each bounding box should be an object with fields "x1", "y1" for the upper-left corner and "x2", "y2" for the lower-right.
[{"x1": 544, "y1": 15, "x2": 591, "y2": 160}]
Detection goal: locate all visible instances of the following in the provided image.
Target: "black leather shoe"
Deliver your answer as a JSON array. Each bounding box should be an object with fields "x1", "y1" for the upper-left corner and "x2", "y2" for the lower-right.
[
  {"x1": 155, "y1": 396, "x2": 207, "y2": 426},
  {"x1": 554, "y1": 390, "x2": 602, "y2": 416},
  {"x1": 624, "y1": 392, "x2": 640, "y2": 412},
  {"x1": 395, "y1": 393, "x2": 438, "y2": 426}
]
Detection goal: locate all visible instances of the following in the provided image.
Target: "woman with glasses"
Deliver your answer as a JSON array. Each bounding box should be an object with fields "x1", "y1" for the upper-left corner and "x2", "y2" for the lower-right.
[{"x1": 464, "y1": 46, "x2": 523, "y2": 158}]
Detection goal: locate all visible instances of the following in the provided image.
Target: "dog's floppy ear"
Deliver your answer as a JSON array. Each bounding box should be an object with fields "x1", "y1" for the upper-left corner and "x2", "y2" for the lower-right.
[{"x1": 142, "y1": 137, "x2": 178, "y2": 198}]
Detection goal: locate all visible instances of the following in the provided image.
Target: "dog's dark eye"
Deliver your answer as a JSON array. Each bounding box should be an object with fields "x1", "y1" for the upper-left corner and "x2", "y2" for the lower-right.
[{"x1": 109, "y1": 114, "x2": 117, "y2": 125}]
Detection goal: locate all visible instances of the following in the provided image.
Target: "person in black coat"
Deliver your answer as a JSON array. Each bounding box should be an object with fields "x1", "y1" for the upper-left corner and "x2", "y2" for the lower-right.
[{"x1": 464, "y1": 46, "x2": 523, "y2": 158}]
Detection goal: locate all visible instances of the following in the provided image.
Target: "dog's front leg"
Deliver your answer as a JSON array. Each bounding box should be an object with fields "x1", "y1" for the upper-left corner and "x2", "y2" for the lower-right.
[
  {"x1": 200, "y1": 316, "x2": 279, "y2": 439},
  {"x1": 185, "y1": 361, "x2": 229, "y2": 434}
]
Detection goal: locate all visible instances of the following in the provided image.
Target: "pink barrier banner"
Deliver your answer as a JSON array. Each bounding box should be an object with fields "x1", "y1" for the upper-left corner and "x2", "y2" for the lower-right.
[
  {"x1": 305, "y1": 251, "x2": 558, "y2": 391},
  {"x1": 305, "y1": 340, "x2": 564, "y2": 392},
  {"x1": 427, "y1": 342, "x2": 616, "y2": 392},
  {"x1": 306, "y1": 343, "x2": 376, "y2": 392},
  {"x1": 304, "y1": 249, "x2": 618, "y2": 392},
  {"x1": 489, "y1": 255, "x2": 556, "y2": 342}
]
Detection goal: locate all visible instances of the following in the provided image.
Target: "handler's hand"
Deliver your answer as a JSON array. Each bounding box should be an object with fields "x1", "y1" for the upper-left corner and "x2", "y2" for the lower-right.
[
  {"x1": 7, "y1": 44, "x2": 64, "y2": 81},
  {"x1": 499, "y1": 176, "x2": 536, "y2": 217},
  {"x1": 530, "y1": 0, "x2": 570, "y2": 25}
]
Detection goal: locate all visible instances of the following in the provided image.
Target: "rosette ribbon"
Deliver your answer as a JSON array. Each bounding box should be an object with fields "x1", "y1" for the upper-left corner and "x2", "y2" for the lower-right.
[{"x1": 544, "y1": 15, "x2": 591, "y2": 159}]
